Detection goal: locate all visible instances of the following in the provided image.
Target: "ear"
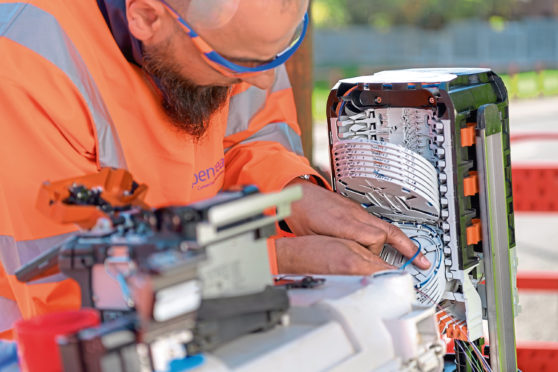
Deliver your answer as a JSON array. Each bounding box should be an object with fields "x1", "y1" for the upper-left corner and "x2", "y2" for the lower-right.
[{"x1": 126, "y1": 0, "x2": 167, "y2": 42}]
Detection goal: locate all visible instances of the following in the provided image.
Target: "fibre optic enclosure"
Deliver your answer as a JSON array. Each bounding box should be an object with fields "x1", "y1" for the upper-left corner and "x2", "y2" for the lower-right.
[{"x1": 327, "y1": 68, "x2": 518, "y2": 371}]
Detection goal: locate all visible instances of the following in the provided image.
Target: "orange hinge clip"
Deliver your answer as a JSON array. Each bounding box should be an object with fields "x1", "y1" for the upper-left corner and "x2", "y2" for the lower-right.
[
  {"x1": 466, "y1": 218, "x2": 482, "y2": 245},
  {"x1": 461, "y1": 123, "x2": 476, "y2": 147},
  {"x1": 436, "y1": 310, "x2": 469, "y2": 341},
  {"x1": 463, "y1": 171, "x2": 479, "y2": 196}
]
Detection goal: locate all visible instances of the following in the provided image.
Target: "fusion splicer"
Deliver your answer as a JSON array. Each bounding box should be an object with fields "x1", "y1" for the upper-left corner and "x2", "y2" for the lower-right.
[
  {"x1": 164, "y1": 184, "x2": 299, "y2": 353},
  {"x1": 16, "y1": 168, "x2": 301, "y2": 370},
  {"x1": 57, "y1": 248, "x2": 203, "y2": 372}
]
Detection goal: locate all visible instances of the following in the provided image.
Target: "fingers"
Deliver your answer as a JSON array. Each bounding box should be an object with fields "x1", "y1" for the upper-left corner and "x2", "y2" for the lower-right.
[
  {"x1": 347, "y1": 206, "x2": 431, "y2": 270},
  {"x1": 284, "y1": 181, "x2": 431, "y2": 271},
  {"x1": 275, "y1": 236, "x2": 396, "y2": 276},
  {"x1": 383, "y1": 222, "x2": 430, "y2": 269},
  {"x1": 343, "y1": 220, "x2": 387, "y2": 255}
]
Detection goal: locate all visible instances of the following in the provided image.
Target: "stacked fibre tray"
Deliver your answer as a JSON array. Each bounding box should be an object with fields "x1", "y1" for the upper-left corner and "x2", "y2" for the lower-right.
[{"x1": 332, "y1": 105, "x2": 445, "y2": 304}]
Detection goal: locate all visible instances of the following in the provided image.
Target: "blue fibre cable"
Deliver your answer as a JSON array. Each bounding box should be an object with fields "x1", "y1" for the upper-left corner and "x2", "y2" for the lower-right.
[
  {"x1": 400, "y1": 238, "x2": 422, "y2": 270},
  {"x1": 337, "y1": 101, "x2": 347, "y2": 117},
  {"x1": 116, "y1": 273, "x2": 133, "y2": 307}
]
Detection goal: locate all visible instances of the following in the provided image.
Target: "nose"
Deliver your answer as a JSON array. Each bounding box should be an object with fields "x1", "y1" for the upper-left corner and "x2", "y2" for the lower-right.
[{"x1": 241, "y1": 69, "x2": 276, "y2": 90}]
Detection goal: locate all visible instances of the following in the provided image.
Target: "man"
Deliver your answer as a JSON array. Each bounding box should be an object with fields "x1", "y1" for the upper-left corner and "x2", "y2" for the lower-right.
[{"x1": 0, "y1": 0, "x2": 429, "y2": 337}]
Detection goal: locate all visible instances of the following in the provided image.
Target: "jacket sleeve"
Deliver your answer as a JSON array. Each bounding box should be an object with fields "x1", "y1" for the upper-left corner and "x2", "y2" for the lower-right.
[
  {"x1": 222, "y1": 66, "x2": 330, "y2": 275},
  {"x1": 222, "y1": 65, "x2": 328, "y2": 192},
  {"x1": 0, "y1": 42, "x2": 97, "y2": 336}
]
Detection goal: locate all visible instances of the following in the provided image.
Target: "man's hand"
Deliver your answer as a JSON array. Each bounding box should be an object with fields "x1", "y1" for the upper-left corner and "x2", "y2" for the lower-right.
[
  {"x1": 283, "y1": 178, "x2": 431, "y2": 270},
  {"x1": 276, "y1": 236, "x2": 395, "y2": 275}
]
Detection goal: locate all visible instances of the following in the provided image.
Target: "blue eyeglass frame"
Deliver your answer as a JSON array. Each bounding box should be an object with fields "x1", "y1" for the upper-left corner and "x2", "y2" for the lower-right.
[{"x1": 160, "y1": 0, "x2": 309, "y2": 75}]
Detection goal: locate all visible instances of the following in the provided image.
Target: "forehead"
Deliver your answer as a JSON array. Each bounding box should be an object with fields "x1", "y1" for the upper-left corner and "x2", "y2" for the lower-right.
[{"x1": 190, "y1": 0, "x2": 308, "y2": 60}]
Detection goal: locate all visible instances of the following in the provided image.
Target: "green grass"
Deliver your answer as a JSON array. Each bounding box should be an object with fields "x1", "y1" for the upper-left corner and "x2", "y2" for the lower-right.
[
  {"x1": 312, "y1": 69, "x2": 558, "y2": 121},
  {"x1": 501, "y1": 70, "x2": 558, "y2": 99},
  {"x1": 312, "y1": 80, "x2": 331, "y2": 122}
]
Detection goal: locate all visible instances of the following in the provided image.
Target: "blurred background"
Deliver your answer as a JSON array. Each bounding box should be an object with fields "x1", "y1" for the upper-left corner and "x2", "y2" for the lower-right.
[
  {"x1": 293, "y1": 0, "x2": 558, "y2": 347},
  {"x1": 310, "y1": 0, "x2": 558, "y2": 121}
]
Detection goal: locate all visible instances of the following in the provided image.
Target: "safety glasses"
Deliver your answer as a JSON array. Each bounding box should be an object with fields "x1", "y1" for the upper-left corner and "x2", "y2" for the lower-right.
[{"x1": 159, "y1": 0, "x2": 308, "y2": 77}]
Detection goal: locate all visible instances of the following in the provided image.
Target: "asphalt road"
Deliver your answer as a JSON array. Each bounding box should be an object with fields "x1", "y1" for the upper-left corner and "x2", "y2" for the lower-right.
[{"x1": 312, "y1": 96, "x2": 558, "y2": 342}]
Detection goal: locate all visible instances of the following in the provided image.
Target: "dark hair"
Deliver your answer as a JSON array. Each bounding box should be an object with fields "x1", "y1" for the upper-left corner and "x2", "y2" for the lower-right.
[{"x1": 142, "y1": 48, "x2": 230, "y2": 139}]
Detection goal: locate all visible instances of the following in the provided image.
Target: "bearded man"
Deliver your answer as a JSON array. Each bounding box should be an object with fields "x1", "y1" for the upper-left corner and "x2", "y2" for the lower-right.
[{"x1": 0, "y1": 0, "x2": 429, "y2": 338}]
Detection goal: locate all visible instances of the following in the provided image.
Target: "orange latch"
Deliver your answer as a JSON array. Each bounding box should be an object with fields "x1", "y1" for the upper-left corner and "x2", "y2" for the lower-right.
[
  {"x1": 436, "y1": 310, "x2": 469, "y2": 341},
  {"x1": 463, "y1": 171, "x2": 479, "y2": 196},
  {"x1": 466, "y1": 218, "x2": 482, "y2": 245},
  {"x1": 461, "y1": 123, "x2": 476, "y2": 147}
]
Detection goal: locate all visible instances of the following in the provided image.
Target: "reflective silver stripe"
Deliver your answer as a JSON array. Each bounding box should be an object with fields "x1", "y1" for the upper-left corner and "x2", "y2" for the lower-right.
[
  {"x1": 0, "y1": 297, "x2": 22, "y2": 332},
  {"x1": 0, "y1": 232, "x2": 76, "y2": 276},
  {"x1": 0, "y1": 2, "x2": 24, "y2": 34},
  {"x1": 0, "y1": 3, "x2": 126, "y2": 169},
  {"x1": 226, "y1": 85, "x2": 268, "y2": 137},
  {"x1": 226, "y1": 65, "x2": 292, "y2": 137},
  {"x1": 271, "y1": 64, "x2": 292, "y2": 93},
  {"x1": 225, "y1": 122, "x2": 304, "y2": 156},
  {"x1": 28, "y1": 273, "x2": 69, "y2": 285}
]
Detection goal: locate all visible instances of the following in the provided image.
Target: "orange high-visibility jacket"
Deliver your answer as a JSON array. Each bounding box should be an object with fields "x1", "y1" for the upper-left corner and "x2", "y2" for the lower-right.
[{"x1": 0, "y1": 0, "x2": 322, "y2": 338}]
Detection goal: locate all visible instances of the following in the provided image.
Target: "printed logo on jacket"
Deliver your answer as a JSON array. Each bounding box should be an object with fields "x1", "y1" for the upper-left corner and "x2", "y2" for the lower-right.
[{"x1": 192, "y1": 157, "x2": 225, "y2": 190}]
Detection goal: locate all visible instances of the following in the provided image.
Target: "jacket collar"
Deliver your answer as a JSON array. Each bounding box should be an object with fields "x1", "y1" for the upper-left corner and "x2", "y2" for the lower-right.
[{"x1": 97, "y1": 0, "x2": 144, "y2": 66}]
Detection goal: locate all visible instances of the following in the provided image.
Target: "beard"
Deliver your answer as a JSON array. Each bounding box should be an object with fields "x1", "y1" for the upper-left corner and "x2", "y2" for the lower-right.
[{"x1": 142, "y1": 45, "x2": 230, "y2": 139}]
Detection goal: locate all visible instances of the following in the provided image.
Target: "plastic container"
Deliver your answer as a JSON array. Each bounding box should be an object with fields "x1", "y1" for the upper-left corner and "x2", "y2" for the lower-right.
[{"x1": 14, "y1": 309, "x2": 100, "y2": 372}]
